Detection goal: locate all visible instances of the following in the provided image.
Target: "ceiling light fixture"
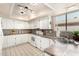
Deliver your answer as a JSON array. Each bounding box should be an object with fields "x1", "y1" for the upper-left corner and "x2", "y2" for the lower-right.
[{"x1": 17, "y1": 4, "x2": 33, "y2": 15}]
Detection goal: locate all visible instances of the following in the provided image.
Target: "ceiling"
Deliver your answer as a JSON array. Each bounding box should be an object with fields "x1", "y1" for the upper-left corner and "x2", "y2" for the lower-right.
[
  {"x1": 0, "y1": 3, "x2": 79, "y2": 21},
  {"x1": 45, "y1": 3, "x2": 79, "y2": 15}
]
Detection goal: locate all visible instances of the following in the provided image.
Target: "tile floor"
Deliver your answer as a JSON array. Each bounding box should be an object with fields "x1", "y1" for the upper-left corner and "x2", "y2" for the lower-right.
[{"x1": 2, "y1": 42, "x2": 49, "y2": 56}]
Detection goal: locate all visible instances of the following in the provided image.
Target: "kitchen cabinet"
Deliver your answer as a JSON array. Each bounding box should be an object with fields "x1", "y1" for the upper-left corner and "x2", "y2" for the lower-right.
[
  {"x1": 40, "y1": 37, "x2": 50, "y2": 50},
  {"x1": 1, "y1": 18, "x2": 30, "y2": 29},
  {"x1": 14, "y1": 21, "x2": 30, "y2": 29},
  {"x1": 29, "y1": 16, "x2": 52, "y2": 29},
  {"x1": 2, "y1": 34, "x2": 31, "y2": 48},
  {"x1": 39, "y1": 16, "x2": 51, "y2": 29},
  {"x1": 34, "y1": 35, "x2": 41, "y2": 49},
  {"x1": 7, "y1": 36, "x2": 16, "y2": 47},
  {"x1": 15, "y1": 34, "x2": 29, "y2": 45},
  {"x1": 24, "y1": 22, "x2": 30, "y2": 29},
  {"x1": 29, "y1": 35, "x2": 41, "y2": 49},
  {"x1": 3, "y1": 35, "x2": 15, "y2": 48},
  {"x1": 2, "y1": 37, "x2": 7, "y2": 48},
  {"x1": 35, "y1": 19, "x2": 40, "y2": 29},
  {"x1": 15, "y1": 35, "x2": 22, "y2": 45},
  {"x1": 29, "y1": 21, "x2": 34, "y2": 29},
  {"x1": 29, "y1": 34, "x2": 53, "y2": 51},
  {"x1": 29, "y1": 19, "x2": 40, "y2": 29},
  {"x1": 29, "y1": 34, "x2": 37, "y2": 46},
  {"x1": 1, "y1": 18, "x2": 15, "y2": 29}
]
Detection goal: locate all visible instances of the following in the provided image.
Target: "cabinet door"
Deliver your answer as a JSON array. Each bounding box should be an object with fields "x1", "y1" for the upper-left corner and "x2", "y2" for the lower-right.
[
  {"x1": 30, "y1": 21, "x2": 34, "y2": 29},
  {"x1": 2, "y1": 37, "x2": 8, "y2": 48},
  {"x1": 30, "y1": 35, "x2": 50, "y2": 51},
  {"x1": 7, "y1": 20, "x2": 15, "y2": 29},
  {"x1": 35, "y1": 36, "x2": 41, "y2": 49},
  {"x1": 15, "y1": 34, "x2": 29, "y2": 45},
  {"x1": 1, "y1": 18, "x2": 15, "y2": 29},
  {"x1": 30, "y1": 35, "x2": 36, "y2": 46},
  {"x1": 29, "y1": 35, "x2": 41, "y2": 48},
  {"x1": 23, "y1": 22, "x2": 30, "y2": 29},
  {"x1": 14, "y1": 21, "x2": 29, "y2": 29},
  {"x1": 35, "y1": 19, "x2": 40, "y2": 28},
  {"x1": 40, "y1": 38, "x2": 50, "y2": 50},
  {"x1": 3, "y1": 36, "x2": 16, "y2": 48},
  {"x1": 15, "y1": 35, "x2": 23, "y2": 45},
  {"x1": 7, "y1": 36, "x2": 16, "y2": 47},
  {"x1": 20, "y1": 34, "x2": 29, "y2": 43},
  {"x1": 14, "y1": 21, "x2": 22, "y2": 29},
  {"x1": 4, "y1": 19, "x2": 15, "y2": 29},
  {"x1": 40, "y1": 17, "x2": 50, "y2": 29}
]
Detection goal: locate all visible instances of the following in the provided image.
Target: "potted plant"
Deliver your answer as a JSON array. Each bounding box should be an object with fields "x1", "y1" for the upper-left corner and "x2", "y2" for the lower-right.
[{"x1": 73, "y1": 31, "x2": 79, "y2": 42}]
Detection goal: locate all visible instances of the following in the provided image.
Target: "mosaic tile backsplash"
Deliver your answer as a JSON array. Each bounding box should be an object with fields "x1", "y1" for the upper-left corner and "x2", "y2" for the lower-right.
[{"x1": 2, "y1": 29, "x2": 32, "y2": 36}]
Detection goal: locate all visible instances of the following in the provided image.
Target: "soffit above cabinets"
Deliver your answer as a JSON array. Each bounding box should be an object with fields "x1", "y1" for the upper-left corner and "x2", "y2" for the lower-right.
[{"x1": 0, "y1": 3, "x2": 79, "y2": 21}]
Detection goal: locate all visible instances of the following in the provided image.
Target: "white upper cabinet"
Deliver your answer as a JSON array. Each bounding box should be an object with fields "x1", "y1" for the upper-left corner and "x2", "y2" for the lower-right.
[
  {"x1": 1, "y1": 18, "x2": 30, "y2": 29},
  {"x1": 34, "y1": 19, "x2": 40, "y2": 29},
  {"x1": 39, "y1": 16, "x2": 51, "y2": 29},
  {"x1": 1, "y1": 18, "x2": 15, "y2": 29},
  {"x1": 29, "y1": 21, "x2": 34, "y2": 29},
  {"x1": 1, "y1": 16, "x2": 52, "y2": 29},
  {"x1": 30, "y1": 16, "x2": 52, "y2": 29},
  {"x1": 14, "y1": 20, "x2": 30, "y2": 29}
]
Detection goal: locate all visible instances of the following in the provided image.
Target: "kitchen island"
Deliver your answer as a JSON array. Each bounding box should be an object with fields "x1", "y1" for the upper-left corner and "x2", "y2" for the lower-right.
[{"x1": 33, "y1": 33, "x2": 79, "y2": 56}]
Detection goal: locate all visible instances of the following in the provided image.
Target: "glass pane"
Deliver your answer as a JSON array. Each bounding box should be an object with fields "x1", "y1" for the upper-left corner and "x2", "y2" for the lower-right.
[
  {"x1": 56, "y1": 14, "x2": 65, "y2": 24},
  {"x1": 67, "y1": 10, "x2": 79, "y2": 20},
  {"x1": 55, "y1": 10, "x2": 79, "y2": 31}
]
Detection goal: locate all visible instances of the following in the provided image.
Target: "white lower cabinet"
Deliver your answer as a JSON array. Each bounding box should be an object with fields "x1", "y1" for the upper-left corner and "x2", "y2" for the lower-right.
[
  {"x1": 15, "y1": 34, "x2": 31, "y2": 45},
  {"x1": 29, "y1": 35, "x2": 36, "y2": 47},
  {"x1": 40, "y1": 38, "x2": 50, "y2": 50},
  {"x1": 15, "y1": 35, "x2": 22, "y2": 45},
  {"x1": 3, "y1": 34, "x2": 53, "y2": 52},
  {"x1": 35, "y1": 36, "x2": 41, "y2": 49},
  {"x1": 3, "y1": 37, "x2": 8, "y2": 48},
  {"x1": 29, "y1": 35, "x2": 41, "y2": 48},
  {"x1": 2, "y1": 34, "x2": 30, "y2": 48},
  {"x1": 30, "y1": 35, "x2": 52, "y2": 51},
  {"x1": 3, "y1": 35, "x2": 15, "y2": 48},
  {"x1": 7, "y1": 36, "x2": 16, "y2": 47}
]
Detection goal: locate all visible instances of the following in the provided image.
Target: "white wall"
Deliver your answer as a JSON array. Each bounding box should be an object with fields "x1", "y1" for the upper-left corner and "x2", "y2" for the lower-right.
[{"x1": 0, "y1": 17, "x2": 3, "y2": 55}]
